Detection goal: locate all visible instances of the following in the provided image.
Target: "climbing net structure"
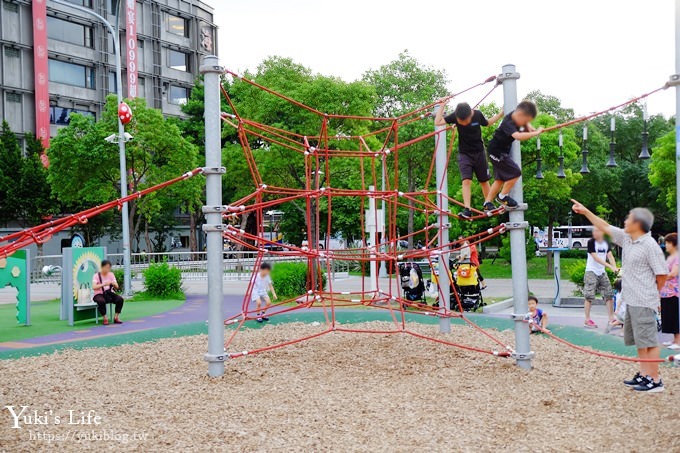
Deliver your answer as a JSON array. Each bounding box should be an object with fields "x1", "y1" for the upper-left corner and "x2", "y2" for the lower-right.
[{"x1": 220, "y1": 71, "x2": 519, "y2": 358}]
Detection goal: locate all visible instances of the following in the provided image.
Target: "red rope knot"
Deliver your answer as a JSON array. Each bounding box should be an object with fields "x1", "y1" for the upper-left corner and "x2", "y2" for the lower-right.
[
  {"x1": 484, "y1": 75, "x2": 497, "y2": 84},
  {"x1": 77, "y1": 216, "x2": 89, "y2": 224}
]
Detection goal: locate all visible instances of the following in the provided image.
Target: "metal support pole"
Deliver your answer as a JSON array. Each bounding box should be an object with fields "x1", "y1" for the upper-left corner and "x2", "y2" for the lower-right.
[
  {"x1": 378, "y1": 157, "x2": 388, "y2": 278},
  {"x1": 499, "y1": 64, "x2": 532, "y2": 369},
  {"x1": 201, "y1": 56, "x2": 225, "y2": 377},
  {"x1": 434, "y1": 105, "x2": 450, "y2": 334},
  {"x1": 675, "y1": 0, "x2": 680, "y2": 239},
  {"x1": 367, "y1": 186, "x2": 378, "y2": 293},
  {"x1": 51, "y1": 0, "x2": 131, "y2": 295}
]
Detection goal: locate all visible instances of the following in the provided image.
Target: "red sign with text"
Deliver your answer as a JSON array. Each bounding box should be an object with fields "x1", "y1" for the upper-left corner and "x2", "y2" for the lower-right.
[
  {"x1": 32, "y1": 0, "x2": 50, "y2": 149},
  {"x1": 125, "y1": 0, "x2": 138, "y2": 98}
]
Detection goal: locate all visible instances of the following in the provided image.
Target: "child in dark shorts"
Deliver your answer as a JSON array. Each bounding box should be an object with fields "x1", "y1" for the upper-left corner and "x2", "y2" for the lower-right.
[
  {"x1": 435, "y1": 101, "x2": 503, "y2": 219},
  {"x1": 483, "y1": 101, "x2": 543, "y2": 213}
]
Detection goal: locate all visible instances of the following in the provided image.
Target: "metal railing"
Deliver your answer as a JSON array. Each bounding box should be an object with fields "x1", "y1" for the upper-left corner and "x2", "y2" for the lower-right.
[{"x1": 30, "y1": 251, "x2": 352, "y2": 284}]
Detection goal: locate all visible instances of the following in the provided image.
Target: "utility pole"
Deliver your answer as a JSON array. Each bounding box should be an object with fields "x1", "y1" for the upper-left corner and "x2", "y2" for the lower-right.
[
  {"x1": 51, "y1": 0, "x2": 131, "y2": 295},
  {"x1": 673, "y1": 0, "x2": 680, "y2": 238},
  {"x1": 499, "y1": 64, "x2": 532, "y2": 369},
  {"x1": 201, "y1": 55, "x2": 226, "y2": 377},
  {"x1": 434, "y1": 105, "x2": 450, "y2": 334}
]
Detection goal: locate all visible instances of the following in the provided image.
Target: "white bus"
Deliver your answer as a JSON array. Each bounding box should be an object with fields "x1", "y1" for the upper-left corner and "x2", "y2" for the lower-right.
[{"x1": 534, "y1": 225, "x2": 594, "y2": 250}]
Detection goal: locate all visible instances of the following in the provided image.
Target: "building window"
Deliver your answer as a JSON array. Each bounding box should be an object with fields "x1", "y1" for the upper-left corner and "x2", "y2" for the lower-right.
[
  {"x1": 4, "y1": 47, "x2": 20, "y2": 58},
  {"x1": 48, "y1": 59, "x2": 96, "y2": 89},
  {"x1": 50, "y1": 106, "x2": 94, "y2": 125},
  {"x1": 168, "y1": 85, "x2": 188, "y2": 105},
  {"x1": 166, "y1": 13, "x2": 188, "y2": 37},
  {"x1": 65, "y1": 0, "x2": 93, "y2": 7},
  {"x1": 167, "y1": 49, "x2": 189, "y2": 72},
  {"x1": 47, "y1": 16, "x2": 94, "y2": 48},
  {"x1": 3, "y1": 1, "x2": 19, "y2": 13},
  {"x1": 108, "y1": 71, "x2": 117, "y2": 93},
  {"x1": 6, "y1": 92, "x2": 21, "y2": 103},
  {"x1": 109, "y1": 0, "x2": 118, "y2": 14}
]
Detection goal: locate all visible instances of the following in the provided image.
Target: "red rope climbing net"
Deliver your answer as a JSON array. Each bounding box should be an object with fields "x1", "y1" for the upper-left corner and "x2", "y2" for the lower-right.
[
  {"x1": 220, "y1": 71, "x2": 679, "y2": 366},
  {"x1": 220, "y1": 71, "x2": 521, "y2": 358}
]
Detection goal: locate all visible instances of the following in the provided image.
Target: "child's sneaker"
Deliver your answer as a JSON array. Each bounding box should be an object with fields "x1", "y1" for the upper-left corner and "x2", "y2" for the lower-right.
[
  {"x1": 623, "y1": 372, "x2": 644, "y2": 387},
  {"x1": 496, "y1": 194, "x2": 519, "y2": 209},
  {"x1": 256, "y1": 317, "x2": 263, "y2": 323},
  {"x1": 459, "y1": 208, "x2": 473, "y2": 220},
  {"x1": 262, "y1": 316, "x2": 270, "y2": 321},
  {"x1": 633, "y1": 376, "x2": 664, "y2": 393},
  {"x1": 483, "y1": 202, "x2": 496, "y2": 214}
]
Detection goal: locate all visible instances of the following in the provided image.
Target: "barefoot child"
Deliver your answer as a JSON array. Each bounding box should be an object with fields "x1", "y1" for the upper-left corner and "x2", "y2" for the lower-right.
[
  {"x1": 528, "y1": 296, "x2": 549, "y2": 333},
  {"x1": 483, "y1": 101, "x2": 542, "y2": 213},
  {"x1": 435, "y1": 101, "x2": 503, "y2": 219},
  {"x1": 251, "y1": 262, "x2": 278, "y2": 323}
]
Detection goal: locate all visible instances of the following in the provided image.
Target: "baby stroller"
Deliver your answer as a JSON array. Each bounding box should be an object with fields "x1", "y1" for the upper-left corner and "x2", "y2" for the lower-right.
[
  {"x1": 398, "y1": 262, "x2": 426, "y2": 304},
  {"x1": 450, "y1": 258, "x2": 484, "y2": 312}
]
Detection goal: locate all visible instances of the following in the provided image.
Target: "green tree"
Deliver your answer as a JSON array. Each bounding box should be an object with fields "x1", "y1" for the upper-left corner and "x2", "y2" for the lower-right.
[
  {"x1": 224, "y1": 57, "x2": 376, "y2": 248},
  {"x1": 0, "y1": 121, "x2": 23, "y2": 226},
  {"x1": 362, "y1": 51, "x2": 448, "y2": 247},
  {"x1": 649, "y1": 129, "x2": 676, "y2": 212},
  {"x1": 48, "y1": 96, "x2": 202, "y2": 251},
  {"x1": 17, "y1": 133, "x2": 56, "y2": 227}
]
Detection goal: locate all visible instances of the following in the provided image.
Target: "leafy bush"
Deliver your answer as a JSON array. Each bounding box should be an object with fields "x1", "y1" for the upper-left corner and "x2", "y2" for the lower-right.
[
  {"x1": 499, "y1": 235, "x2": 536, "y2": 263},
  {"x1": 143, "y1": 262, "x2": 182, "y2": 297},
  {"x1": 567, "y1": 261, "x2": 616, "y2": 292},
  {"x1": 113, "y1": 268, "x2": 125, "y2": 291},
  {"x1": 271, "y1": 262, "x2": 326, "y2": 297},
  {"x1": 560, "y1": 249, "x2": 588, "y2": 259}
]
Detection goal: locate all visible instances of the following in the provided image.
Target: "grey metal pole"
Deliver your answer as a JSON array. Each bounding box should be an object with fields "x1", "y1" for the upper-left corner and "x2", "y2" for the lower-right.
[
  {"x1": 201, "y1": 55, "x2": 226, "y2": 377},
  {"x1": 500, "y1": 64, "x2": 532, "y2": 369},
  {"x1": 378, "y1": 157, "x2": 387, "y2": 278},
  {"x1": 434, "y1": 105, "x2": 451, "y2": 334},
  {"x1": 675, "y1": 0, "x2": 680, "y2": 238},
  {"x1": 51, "y1": 0, "x2": 131, "y2": 295}
]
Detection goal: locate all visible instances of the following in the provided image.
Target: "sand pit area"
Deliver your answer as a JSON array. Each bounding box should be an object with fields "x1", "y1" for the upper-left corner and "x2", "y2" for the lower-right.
[{"x1": 1, "y1": 321, "x2": 679, "y2": 452}]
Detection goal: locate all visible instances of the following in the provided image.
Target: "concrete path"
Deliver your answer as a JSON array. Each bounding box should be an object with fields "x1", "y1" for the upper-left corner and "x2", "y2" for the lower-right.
[{"x1": 0, "y1": 275, "x2": 577, "y2": 303}]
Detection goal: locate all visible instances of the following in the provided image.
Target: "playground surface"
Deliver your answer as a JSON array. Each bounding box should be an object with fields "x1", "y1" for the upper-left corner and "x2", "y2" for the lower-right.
[{"x1": 2, "y1": 319, "x2": 679, "y2": 452}]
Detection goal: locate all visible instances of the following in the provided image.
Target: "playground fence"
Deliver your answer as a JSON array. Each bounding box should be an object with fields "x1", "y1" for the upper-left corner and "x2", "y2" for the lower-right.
[{"x1": 30, "y1": 251, "x2": 351, "y2": 284}]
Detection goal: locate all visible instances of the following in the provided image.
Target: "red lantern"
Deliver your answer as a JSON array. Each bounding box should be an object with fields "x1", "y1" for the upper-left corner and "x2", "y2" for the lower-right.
[{"x1": 118, "y1": 102, "x2": 132, "y2": 125}]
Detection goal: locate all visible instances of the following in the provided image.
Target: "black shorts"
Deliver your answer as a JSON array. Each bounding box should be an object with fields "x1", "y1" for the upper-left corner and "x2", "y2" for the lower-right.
[
  {"x1": 489, "y1": 152, "x2": 522, "y2": 181},
  {"x1": 457, "y1": 152, "x2": 490, "y2": 182},
  {"x1": 660, "y1": 296, "x2": 680, "y2": 334}
]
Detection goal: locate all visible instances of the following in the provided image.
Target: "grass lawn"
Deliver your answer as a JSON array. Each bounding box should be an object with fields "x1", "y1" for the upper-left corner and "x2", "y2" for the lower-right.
[
  {"x1": 350, "y1": 257, "x2": 579, "y2": 280},
  {"x1": 480, "y1": 257, "x2": 580, "y2": 280},
  {"x1": 0, "y1": 295, "x2": 186, "y2": 343}
]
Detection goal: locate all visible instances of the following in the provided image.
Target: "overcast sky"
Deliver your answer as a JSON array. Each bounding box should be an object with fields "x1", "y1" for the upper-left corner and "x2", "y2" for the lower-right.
[{"x1": 211, "y1": 0, "x2": 676, "y2": 117}]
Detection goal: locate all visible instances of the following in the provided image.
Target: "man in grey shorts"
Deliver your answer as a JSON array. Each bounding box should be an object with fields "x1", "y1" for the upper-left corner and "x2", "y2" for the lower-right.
[
  {"x1": 435, "y1": 101, "x2": 502, "y2": 219},
  {"x1": 572, "y1": 200, "x2": 668, "y2": 392},
  {"x1": 583, "y1": 228, "x2": 618, "y2": 328}
]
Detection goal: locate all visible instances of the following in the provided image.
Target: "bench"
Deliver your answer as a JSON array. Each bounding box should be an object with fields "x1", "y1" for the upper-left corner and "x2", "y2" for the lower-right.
[{"x1": 72, "y1": 300, "x2": 114, "y2": 325}]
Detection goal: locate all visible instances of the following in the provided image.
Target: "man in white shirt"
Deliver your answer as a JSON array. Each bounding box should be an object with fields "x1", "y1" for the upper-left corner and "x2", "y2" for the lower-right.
[{"x1": 583, "y1": 228, "x2": 618, "y2": 328}]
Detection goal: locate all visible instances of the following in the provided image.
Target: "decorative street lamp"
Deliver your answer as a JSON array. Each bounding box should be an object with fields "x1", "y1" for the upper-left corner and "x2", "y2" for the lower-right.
[
  {"x1": 535, "y1": 136, "x2": 544, "y2": 179},
  {"x1": 580, "y1": 125, "x2": 590, "y2": 174},
  {"x1": 639, "y1": 104, "x2": 651, "y2": 159},
  {"x1": 557, "y1": 130, "x2": 566, "y2": 178}
]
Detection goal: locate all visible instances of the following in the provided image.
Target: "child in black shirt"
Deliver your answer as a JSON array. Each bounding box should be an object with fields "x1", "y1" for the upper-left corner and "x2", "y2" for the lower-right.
[
  {"x1": 435, "y1": 101, "x2": 503, "y2": 219},
  {"x1": 483, "y1": 100, "x2": 543, "y2": 213}
]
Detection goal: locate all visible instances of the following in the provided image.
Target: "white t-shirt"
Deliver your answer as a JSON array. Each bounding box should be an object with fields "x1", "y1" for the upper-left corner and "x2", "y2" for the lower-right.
[
  {"x1": 251, "y1": 272, "x2": 272, "y2": 301},
  {"x1": 585, "y1": 238, "x2": 610, "y2": 276}
]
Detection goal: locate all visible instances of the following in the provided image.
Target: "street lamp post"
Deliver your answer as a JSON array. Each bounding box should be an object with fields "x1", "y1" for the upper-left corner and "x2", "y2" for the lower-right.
[{"x1": 51, "y1": 0, "x2": 132, "y2": 295}]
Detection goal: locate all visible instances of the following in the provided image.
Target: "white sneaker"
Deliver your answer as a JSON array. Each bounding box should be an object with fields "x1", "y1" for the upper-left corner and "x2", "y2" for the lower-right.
[
  {"x1": 668, "y1": 343, "x2": 680, "y2": 350},
  {"x1": 662, "y1": 341, "x2": 673, "y2": 346}
]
